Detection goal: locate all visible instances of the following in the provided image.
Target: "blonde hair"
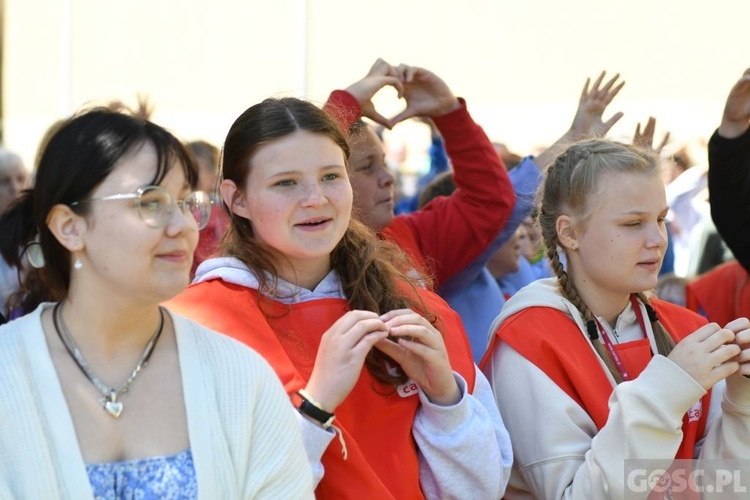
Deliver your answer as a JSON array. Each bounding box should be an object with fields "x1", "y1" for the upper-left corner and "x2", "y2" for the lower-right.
[{"x1": 539, "y1": 139, "x2": 675, "y2": 383}]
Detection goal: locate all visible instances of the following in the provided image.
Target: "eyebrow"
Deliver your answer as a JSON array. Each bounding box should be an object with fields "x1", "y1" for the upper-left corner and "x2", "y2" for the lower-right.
[{"x1": 619, "y1": 207, "x2": 670, "y2": 216}]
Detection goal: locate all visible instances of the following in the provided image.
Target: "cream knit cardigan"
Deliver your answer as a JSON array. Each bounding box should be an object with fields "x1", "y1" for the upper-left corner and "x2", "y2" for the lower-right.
[{"x1": 0, "y1": 304, "x2": 314, "y2": 499}]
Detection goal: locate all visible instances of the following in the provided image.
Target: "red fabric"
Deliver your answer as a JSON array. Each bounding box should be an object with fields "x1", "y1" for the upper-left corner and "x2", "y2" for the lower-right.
[
  {"x1": 323, "y1": 90, "x2": 515, "y2": 288},
  {"x1": 481, "y1": 299, "x2": 711, "y2": 461},
  {"x1": 191, "y1": 205, "x2": 229, "y2": 276},
  {"x1": 166, "y1": 279, "x2": 476, "y2": 499},
  {"x1": 685, "y1": 260, "x2": 750, "y2": 326}
]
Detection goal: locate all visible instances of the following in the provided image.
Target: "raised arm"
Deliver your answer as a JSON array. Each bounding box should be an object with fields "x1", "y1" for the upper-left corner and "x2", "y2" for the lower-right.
[{"x1": 708, "y1": 69, "x2": 750, "y2": 271}]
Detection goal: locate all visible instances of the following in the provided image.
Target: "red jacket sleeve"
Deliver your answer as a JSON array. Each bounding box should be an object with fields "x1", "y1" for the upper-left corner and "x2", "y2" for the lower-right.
[
  {"x1": 323, "y1": 91, "x2": 515, "y2": 287},
  {"x1": 384, "y1": 99, "x2": 514, "y2": 286}
]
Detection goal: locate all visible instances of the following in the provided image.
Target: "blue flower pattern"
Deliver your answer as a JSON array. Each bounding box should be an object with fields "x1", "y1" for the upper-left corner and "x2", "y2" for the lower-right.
[{"x1": 86, "y1": 449, "x2": 197, "y2": 500}]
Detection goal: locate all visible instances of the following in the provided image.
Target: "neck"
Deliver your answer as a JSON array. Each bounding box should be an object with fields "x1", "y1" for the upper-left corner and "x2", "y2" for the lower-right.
[
  {"x1": 59, "y1": 293, "x2": 164, "y2": 359},
  {"x1": 275, "y1": 257, "x2": 332, "y2": 292},
  {"x1": 570, "y1": 275, "x2": 630, "y2": 327}
]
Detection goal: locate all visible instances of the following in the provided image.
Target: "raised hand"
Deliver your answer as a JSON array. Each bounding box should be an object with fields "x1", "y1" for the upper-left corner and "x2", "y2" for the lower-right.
[
  {"x1": 304, "y1": 310, "x2": 390, "y2": 413},
  {"x1": 667, "y1": 322, "x2": 741, "y2": 391},
  {"x1": 569, "y1": 71, "x2": 625, "y2": 138},
  {"x1": 633, "y1": 116, "x2": 670, "y2": 154},
  {"x1": 345, "y1": 58, "x2": 404, "y2": 129},
  {"x1": 375, "y1": 309, "x2": 461, "y2": 406},
  {"x1": 719, "y1": 68, "x2": 750, "y2": 139},
  {"x1": 388, "y1": 64, "x2": 461, "y2": 126}
]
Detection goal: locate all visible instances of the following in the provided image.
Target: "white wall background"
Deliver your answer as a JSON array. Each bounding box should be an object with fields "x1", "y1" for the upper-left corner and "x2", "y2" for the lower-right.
[{"x1": 4, "y1": 0, "x2": 748, "y2": 171}]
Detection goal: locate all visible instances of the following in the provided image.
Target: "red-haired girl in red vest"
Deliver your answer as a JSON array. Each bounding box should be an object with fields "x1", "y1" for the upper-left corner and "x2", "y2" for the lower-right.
[
  {"x1": 481, "y1": 135, "x2": 750, "y2": 499},
  {"x1": 167, "y1": 89, "x2": 512, "y2": 499}
]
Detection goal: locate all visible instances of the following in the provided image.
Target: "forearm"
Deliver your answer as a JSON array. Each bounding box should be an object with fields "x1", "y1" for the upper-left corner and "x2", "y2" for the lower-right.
[
  {"x1": 413, "y1": 368, "x2": 511, "y2": 499},
  {"x1": 484, "y1": 345, "x2": 704, "y2": 499}
]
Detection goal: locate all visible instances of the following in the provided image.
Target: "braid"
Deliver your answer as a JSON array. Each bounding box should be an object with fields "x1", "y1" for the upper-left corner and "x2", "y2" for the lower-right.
[
  {"x1": 636, "y1": 292, "x2": 675, "y2": 356},
  {"x1": 545, "y1": 237, "x2": 624, "y2": 384}
]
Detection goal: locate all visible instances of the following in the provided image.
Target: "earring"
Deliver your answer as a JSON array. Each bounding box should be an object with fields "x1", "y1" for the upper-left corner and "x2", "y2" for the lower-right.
[{"x1": 74, "y1": 258, "x2": 83, "y2": 270}]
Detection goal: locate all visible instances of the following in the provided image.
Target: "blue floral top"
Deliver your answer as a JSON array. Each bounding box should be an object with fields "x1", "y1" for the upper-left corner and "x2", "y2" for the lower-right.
[{"x1": 86, "y1": 449, "x2": 197, "y2": 500}]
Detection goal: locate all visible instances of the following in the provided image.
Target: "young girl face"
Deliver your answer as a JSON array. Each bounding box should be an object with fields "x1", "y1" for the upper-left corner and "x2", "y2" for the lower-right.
[
  {"x1": 240, "y1": 130, "x2": 352, "y2": 278},
  {"x1": 74, "y1": 142, "x2": 200, "y2": 305},
  {"x1": 567, "y1": 170, "x2": 669, "y2": 302}
]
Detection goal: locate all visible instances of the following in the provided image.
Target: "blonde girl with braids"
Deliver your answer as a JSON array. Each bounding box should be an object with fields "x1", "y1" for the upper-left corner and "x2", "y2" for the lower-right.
[
  {"x1": 481, "y1": 137, "x2": 750, "y2": 499},
  {"x1": 167, "y1": 97, "x2": 511, "y2": 499}
]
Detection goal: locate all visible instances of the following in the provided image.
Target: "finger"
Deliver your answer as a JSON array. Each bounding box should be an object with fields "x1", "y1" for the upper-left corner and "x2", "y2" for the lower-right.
[
  {"x1": 580, "y1": 77, "x2": 591, "y2": 101},
  {"x1": 701, "y1": 326, "x2": 736, "y2": 351},
  {"x1": 352, "y1": 329, "x2": 390, "y2": 356},
  {"x1": 327, "y1": 310, "x2": 381, "y2": 338},
  {"x1": 375, "y1": 336, "x2": 409, "y2": 362},
  {"x1": 634, "y1": 122, "x2": 642, "y2": 141},
  {"x1": 365, "y1": 108, "x2": 394, "y2": 130},
  {"x1": 707, "y1": 342, "x2": 742, "y2": 368},
  {"x1": 655, "y1": 132, "x2": 670, "y2": 154},
  {"x1": 393, "y1": 336, "x2": 436, "y2": 360},
  {"x1": 603, "y1": 81, "x2": 626, "y2": 104},
  {"x1": 734, "y1": 328, "x2": 750, "y2": 346},
  {"x1": 600, "y1": 72, "x2": 621, "y2": 94},
  {"x1": 389, "y1": 108, "x2": 418, "y2": 127},
  {"x1": 600, "y1": 112, "x2": 624, "y2": 135},
  {"x1": 687, "y1": 322, "x2": 723, "y2": 342},
  {"x1": 724, "y1": 317, "x2": 750, "y2": 333},
  {"x1": 711, "y1": 360, "x2": 740, "y2": 382},
  {"x1": 643, "y1": 116, "x2": 656, "y2": 139},
  {"x1": 591, "y1": 71, "x2": 606, "y2": 93},
  {"x1": 380, "y1": 308, "x2": 415, "y2": 322}
]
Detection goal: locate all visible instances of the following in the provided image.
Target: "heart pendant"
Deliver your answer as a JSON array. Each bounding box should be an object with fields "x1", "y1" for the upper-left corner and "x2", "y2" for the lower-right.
[{"x1": 104, "y1": 400, "x2": 123, "y2": 418}]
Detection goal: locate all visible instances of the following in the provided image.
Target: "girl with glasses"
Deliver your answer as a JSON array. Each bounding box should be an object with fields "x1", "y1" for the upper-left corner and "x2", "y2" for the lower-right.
[{"x1": 0, "y1": 107, "x2": 313, "y2": 498}]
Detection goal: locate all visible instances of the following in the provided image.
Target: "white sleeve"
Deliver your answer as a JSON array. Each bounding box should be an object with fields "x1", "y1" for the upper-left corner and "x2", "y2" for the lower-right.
[
  {"x1": 294, "y1": 412, "x2": 335, "y2": 487},
  {"x1": 412, "y1": 366, "x2": 512, "y2": 499},
  {"x1": 697, "y1": 374, "x2": 750, "y2": 459},
  {"x1": 483, "y1": 342, "x2": 707, "y2": 500}
]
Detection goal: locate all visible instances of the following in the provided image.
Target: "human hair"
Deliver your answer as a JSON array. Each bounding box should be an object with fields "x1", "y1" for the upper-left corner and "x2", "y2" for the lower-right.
[
  {"x1": 187, "y1": 140, "x2": 220, "y2": 173},
  {"x1": 220, "y1": 97, "x2": 429, "y2": 385},
  {"x1": 539, "y1": 139, "x2": 675, "y2": 383},
  {"x1": 418, "y1": 171, "x2": 455, "y2": 209},
  {"x1": 0, "y1": 107, "x2": 197, "y2": 307}
]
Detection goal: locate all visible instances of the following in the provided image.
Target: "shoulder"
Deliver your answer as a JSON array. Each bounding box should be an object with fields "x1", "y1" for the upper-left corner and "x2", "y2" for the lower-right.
[
  {"x1": 0, "y1": 304, "x2": 45, "y2": 349},
  {"x1": 170, "y1": 310, "x2": 274, "y2": 380}
]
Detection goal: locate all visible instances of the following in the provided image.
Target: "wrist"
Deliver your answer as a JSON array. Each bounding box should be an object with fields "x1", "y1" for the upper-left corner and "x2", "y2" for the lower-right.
[
  {"x1": 718, "y1": 120, "x2": 750, "y2": 139},
  {"x1": 431, "y1": 97, "x2": 461, "y2": 117},
  {"x1": 294, "y1": 389, "x2": 336, "y2": 429},
  {"x1": 424, "y1": 380, "x2": 461, "y2": 407}
]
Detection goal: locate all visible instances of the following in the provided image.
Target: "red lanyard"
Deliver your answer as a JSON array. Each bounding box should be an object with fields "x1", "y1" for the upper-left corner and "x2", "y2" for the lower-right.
[{"x1": 594, "y1": 295, "x2": 649, "y2": 382}]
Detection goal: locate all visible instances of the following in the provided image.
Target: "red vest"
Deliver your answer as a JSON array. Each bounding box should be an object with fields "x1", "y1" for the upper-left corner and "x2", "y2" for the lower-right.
[
  {"x1": 686, "y1": 260, "x2": 750, "y2": 327},
  {"x1": 481, "y1": 299, "x2": 712, "y2": 461},
  {"x1": 166, "y1": 279, "x2": 476, "y2": 499}
]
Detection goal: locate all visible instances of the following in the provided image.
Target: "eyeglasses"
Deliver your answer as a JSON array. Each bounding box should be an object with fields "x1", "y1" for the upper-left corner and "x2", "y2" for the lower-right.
[{"x1": 71, "y1": 186, "x2": 212, "y2": 230}]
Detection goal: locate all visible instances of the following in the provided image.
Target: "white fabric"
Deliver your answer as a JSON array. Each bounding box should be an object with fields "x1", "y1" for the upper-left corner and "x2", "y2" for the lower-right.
[
  {"x1": 483, "y1": 279, "x2": 750, "y2": 499},
  {"x1": 0, "y1": 304, "x2": 314, "y2": 499}
]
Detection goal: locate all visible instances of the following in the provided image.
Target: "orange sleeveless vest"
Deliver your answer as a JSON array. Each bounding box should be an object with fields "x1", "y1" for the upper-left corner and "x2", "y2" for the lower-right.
[
  {"x1": 482, "y1": 299, "x2": 712, "y2": 460},
  {"x1": 686, "y1": 260, "x2": 750, "y2": 327},
  {"x1": 166, "y1": 279, "x2": 476, "y2": 499}
]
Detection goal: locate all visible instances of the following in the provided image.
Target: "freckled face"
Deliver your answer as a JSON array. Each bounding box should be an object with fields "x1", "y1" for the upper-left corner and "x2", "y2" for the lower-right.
[
  {"x1": 567, "y1": 171, "x2": 669, "y2": 303},
  {"x1": 240, "y1": 130, "x2": 352, "y2": 278}
]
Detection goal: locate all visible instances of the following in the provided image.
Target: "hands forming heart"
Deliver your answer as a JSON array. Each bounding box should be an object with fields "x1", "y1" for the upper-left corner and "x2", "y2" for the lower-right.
[{"x1": 345, "y1": 58, "x2": 461, "y2": 130}]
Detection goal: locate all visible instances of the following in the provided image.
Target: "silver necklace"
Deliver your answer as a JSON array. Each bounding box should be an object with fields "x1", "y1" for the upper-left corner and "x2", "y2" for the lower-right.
[{"x1": 52, "y1": 302, "x2": 164, "y2": 419}]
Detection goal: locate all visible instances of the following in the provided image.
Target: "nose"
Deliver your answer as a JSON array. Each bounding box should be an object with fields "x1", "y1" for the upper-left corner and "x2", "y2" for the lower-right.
[
  {"x1": 166, "y1": 202, "x2": 198, "y2": 236},
  {"x1": 300, "y1": 182, "x2": 328, "y2": 207},
  {"x1": 646, "y1": 221, "x2": 668, "y2": 249},
  {"x1": 379, "y1": 166, "x2": 395, "y2": 188}
]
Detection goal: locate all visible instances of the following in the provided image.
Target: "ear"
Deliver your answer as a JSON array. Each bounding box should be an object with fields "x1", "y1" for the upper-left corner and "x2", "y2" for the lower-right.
[
  {"x1": 47, "y1": 204, "x2": 87, "y2": 252},
  {"x1": 219, "y1": 179, "x2": 250, "y2": 219},
  {"x1": 555, "y1": 215, "x2": 579, "y2": 252}
]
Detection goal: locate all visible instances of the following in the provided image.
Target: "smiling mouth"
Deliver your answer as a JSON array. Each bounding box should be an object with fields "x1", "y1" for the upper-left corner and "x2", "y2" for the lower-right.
[{"x1": 296, "y1": 218, "x2": 331, "y2": 227}]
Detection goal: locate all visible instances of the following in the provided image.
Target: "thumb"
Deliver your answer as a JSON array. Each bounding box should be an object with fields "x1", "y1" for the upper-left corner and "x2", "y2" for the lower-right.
[
  {"x1": 364, "y1": 108, "x2": 394, "y2": 130},
  {"x1": 600, "y1": 112, "x2": 624, "y2": 135}
]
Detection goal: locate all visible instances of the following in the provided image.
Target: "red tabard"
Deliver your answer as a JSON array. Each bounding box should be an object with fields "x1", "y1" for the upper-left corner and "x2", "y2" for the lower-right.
[
  {"x1": 166, "y1": 279, "x2": 476, "y2": 499},
  {"x1": 481, "y1": 299, "x2": 712, "y2": 461},
  {"x1": 686, "y1": 260, "x2": 750, "y2": 327}
]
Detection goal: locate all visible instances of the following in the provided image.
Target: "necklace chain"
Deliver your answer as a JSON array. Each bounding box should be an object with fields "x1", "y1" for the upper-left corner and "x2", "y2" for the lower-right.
[{"x1": 52, "y1": 302, "x2": 164, "y2": 417}]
